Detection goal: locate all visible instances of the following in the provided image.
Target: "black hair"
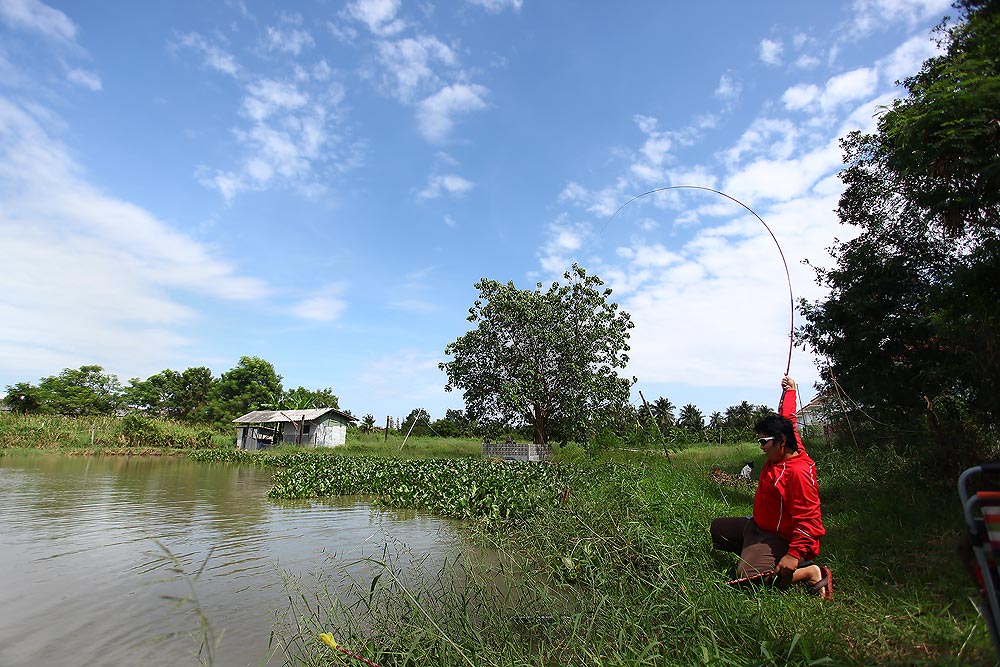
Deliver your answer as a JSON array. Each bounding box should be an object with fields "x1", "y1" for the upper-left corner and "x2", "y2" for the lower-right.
[{"x1": 754, "y1": 414, "x2": 798, "y2": 452}]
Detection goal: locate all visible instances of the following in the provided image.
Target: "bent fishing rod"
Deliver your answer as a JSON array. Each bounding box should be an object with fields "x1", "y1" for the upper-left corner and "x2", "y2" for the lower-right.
[{"x1": 603, "y1": 185, "x2": 795, "y2": 377}]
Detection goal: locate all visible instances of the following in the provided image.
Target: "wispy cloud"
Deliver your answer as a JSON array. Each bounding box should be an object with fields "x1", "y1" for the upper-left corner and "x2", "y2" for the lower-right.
[
  {"x1": 714, "y1": 73, "x2": 741, "y2": 103},
  {"x1": 0, "y1": 0, "x2": 76, "y2": 43},
  {"x1": 850, "y1": 0, "x2": 953, "y2": 37},
  {"x1": 176, "y1": 31, "x2": 362, "y2": 201},
  {"x1": 66, "y1": 67, "x2": 101, "y2": 91},
  {"x1": 262, "y1": 14, "x2": 314, "y2": 56},
  {"x1": 174, "y1": 32, "x2": 242, "y2": 77},
  {"x1": 878, "y1": 33, "x2": 940, "y2": 84},
  {"x1": 375, "y1": 35, "x2": 456, "y2": 102},
  {"x1": 538, "y1": 215, "x2": 595, "y2": 274},
  {"x1": 466, "y1": 0, "x2": 524, "y2": 13},
  {"x1": 418, "y1": 173, "x2": 475, "y2": 199},
  {"x1": 344, "y1": 0, "x2": 406, "y2": 36},
  {"x1": 0, "y1": 97, "x2": 269, "y2": 379},
  {"x1": 546, "y1": 18, "x2": 943, "y2": 396},
  {"x1": 759, "y1": 38, "x2": 783, "y2": 65},
  {"x1": 290, "y1": 284, "x2": 347, "y2": 321},
  {"x1": 416, "y1": 83, "x2": 489, "y2": 142}
]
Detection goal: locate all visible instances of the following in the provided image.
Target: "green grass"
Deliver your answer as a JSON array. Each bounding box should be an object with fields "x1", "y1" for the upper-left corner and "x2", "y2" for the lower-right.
[
  {"x1": 337, "y1": 431, "x2": 485, "y2": 458},
  {"x1": 270, "y1": 440, "x2": 994, "y2": 667},
  {"x1": 0, "y1": 411, "x2": 232, "y2": 453}
]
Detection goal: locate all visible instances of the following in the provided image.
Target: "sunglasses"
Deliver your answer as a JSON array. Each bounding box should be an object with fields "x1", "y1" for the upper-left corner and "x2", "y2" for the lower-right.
[{"x1": 758, "y1": 437, "x2": 776, "y2": 447}]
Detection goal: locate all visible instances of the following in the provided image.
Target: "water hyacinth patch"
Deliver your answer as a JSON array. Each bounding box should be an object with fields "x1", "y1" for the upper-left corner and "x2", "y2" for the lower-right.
[{"x1": 269, "y1": 456, "x2": 572, "y2": 524}]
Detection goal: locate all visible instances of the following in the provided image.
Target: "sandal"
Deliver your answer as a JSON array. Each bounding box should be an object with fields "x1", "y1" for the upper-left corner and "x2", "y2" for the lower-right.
[{"x1": 810, "y1": 565, "x2": 833, "y2": 600}]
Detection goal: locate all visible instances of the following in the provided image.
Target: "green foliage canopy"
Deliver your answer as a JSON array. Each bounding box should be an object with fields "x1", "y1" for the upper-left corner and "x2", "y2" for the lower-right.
[
  {"x1": 37, "y1": 365, "x2": 123, "y2": 416},
  {"x1": 205, "y1": 356, "x2": 283, "y2": 423},
  {"x1": 441, "y1": 265, "x2": 634, "y2": 445},
  {"x1": 401, "y1": 407, "x2": 432, "y2": 437}
]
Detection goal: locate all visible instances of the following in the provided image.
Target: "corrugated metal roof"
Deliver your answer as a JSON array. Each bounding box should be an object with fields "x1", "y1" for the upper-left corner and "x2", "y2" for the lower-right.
[{"x1": 232, "y1": 408, "x2": 356, "y2": 424}]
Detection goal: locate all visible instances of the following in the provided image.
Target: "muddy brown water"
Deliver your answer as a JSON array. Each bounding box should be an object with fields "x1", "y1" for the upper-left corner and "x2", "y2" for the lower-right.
[{"x1": 0, "y1": 454, "x2": 464, "y2": 666}]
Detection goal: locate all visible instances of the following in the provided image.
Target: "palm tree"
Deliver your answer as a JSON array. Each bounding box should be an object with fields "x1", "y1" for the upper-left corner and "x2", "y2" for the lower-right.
[
  {"x1": 678, "y1": 403, "x2": 705, "y2": 433},
  {"x1": 359, "y1": 413, "x2": 377, "y2": 433},
  {"x1": 651, "y1": 397, "x2": 675, "y2": 431}
]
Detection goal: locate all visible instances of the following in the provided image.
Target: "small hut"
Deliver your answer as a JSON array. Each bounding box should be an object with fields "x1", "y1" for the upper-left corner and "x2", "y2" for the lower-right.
[{"x1": 233, "y1": 408, "x2": 357, "y2": 450}]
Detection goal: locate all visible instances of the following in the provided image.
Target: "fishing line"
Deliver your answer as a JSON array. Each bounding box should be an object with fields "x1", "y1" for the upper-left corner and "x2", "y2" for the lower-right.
[{"x1": 603, "y1": 185, "x2": 795, "y2": 377}]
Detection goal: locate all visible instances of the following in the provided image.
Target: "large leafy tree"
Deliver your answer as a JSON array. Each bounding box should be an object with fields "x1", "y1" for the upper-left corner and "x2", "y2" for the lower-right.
[
  {"x1": 125, "y1": 366, "x2": 215, "y2": 421},
  {"x1": 2, "y1": 381, "x2": 45, "y2": 413},
  {"x1": 401, "y1": 408, "x2": 432, "y2": 436},
  {"x1": 441, "y1": 265, "x2": 634, "y2": 445},
  {"x1": 205, "y1": 356, "x2": 283, "y2": 423},
  {"x1": 37, "y1": 365, "x2": 123, "y2": 416},
  {"x1": 799, "y1": 0, "x2": 1000, "y2": 471}
]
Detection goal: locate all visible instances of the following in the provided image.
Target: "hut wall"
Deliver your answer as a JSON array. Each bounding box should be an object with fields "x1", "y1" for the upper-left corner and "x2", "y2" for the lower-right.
[
  {"x1": 236, "y1": 426, "x2": 275, "y2": 450},
  {"x1": 281, "y1": 422, "x2": 317, "y2": 445},
  {"x1": 315, "y1": 419, "x2": 347, "y2": 447}
]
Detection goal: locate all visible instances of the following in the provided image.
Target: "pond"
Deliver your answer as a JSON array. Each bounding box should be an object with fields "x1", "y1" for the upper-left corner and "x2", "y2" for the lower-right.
[{"x1": 0, "y1": 454, "x2": 465, "y2": 666}]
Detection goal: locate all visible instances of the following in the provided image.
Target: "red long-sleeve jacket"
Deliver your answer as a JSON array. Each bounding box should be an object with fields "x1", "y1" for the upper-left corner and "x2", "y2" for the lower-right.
[{"x1": 752, "y1": 388, "x2": 825, "y2": 561}]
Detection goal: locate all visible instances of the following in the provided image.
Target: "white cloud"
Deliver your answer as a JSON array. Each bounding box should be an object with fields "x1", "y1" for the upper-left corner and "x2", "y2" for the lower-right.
[
  {"x1": 634, "y1": 114, "x2": 673, "y2": 166},
  {"x1": 723, "y1": 138, "x2": 843, "y2": 203},
  {"x1": 66, "y1": 68, "x2": 101, "y2": 91},
  {"x1": 241, "y1": 78, "x2": 308, "y2": 121},
  {"x1": 538, "y1": 216, "x2": 595, "y2": 273},
  {"x1": 606, "y1": 188, "x2": 845, "y2": 391},
  {"x1": 177, "y1": 32, "x2": 360, "y2": 201},
  {"x1": 878, "y1": 33, "x2": 940, "y2": 85},
  {"x1": 0, "y1": 0, "x2": 76, "y2": 43},
  {"x1": 820, "y1": 67, "x2": 878, "y2": 110},
  {"x1": 263, "y1": 22, "x2": 314, "y2": 56},
  {"x1": 780, "y1": 67, "x2": 878, "y2": 114},
  {"x1": 714, "y1": 73, "x2": 741, "y2": 102},
  {"x1": 850, "y1": 0, "x2": 953, "y2": 36},
  {"x1": 416, "y1": 83, "x2": 488, "y2": 142},
  {"x1": 345, "y1": 0, "x2": 406, "y2": 36},
  {"x1": 466, "y1": 0, "x2": 524, "y2": 13},
  {"x1": 724, "y1": 118, "x2": 801, "y2": 165},
  {"x1": 376, "y1": 35, "x2": 456, "y2": 102},
  {"x1": 558, "y1": 177, "x2": 632, "y2": 218},
  {"x1": 759, "y1": 38, "x2": 783, "y2": 65},
  {"x1": 175, "y1": 32, "x2": 241, "y2": 77},
  {"x1": 0, "y1": 97, "x2": 269, "y2": 379},
  {"x1": 795, "y1": 54, "x2": 821, "y2": 69},
  {"x1": 781, "y1": 83, "x2": 820, "y2": 111},
  {"x1": 290, "y1": 284, "x2": 347, "y2": 321},
  {"x1": 418, "y1": 173, "x2": 475, "y2": 199}
]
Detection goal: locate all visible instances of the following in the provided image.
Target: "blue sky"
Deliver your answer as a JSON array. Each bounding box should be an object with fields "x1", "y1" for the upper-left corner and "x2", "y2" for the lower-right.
[{"x1": 0, "y1": 0, "x2": 952, "y2": 421}]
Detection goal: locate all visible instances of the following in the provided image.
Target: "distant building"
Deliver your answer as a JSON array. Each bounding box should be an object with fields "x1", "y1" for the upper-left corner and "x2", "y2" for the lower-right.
[
  {"x1": 797, "y1": 397, "x2": 832, "y2": 429},
  {"x1": 233, "y1": 408, "x2": 357, "y2": 450}
]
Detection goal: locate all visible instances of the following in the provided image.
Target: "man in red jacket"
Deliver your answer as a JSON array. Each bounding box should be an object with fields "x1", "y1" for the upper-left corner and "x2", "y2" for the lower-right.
[{"x1": 710, "y1": 376, "x2": 833, "y2": 598}]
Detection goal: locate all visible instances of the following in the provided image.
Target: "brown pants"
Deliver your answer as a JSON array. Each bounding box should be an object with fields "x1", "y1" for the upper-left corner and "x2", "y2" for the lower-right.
[{"x1": 710, "y1": 516, "x2": 792, "y2": 586}]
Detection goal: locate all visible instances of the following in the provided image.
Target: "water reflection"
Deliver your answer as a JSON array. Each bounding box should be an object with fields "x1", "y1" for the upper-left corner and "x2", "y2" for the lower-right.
[{"x1": 0, "y1": 454, "x2": 463, "y2": 666}]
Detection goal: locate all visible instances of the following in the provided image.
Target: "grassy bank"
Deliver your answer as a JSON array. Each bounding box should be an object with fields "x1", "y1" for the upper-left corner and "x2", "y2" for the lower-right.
[
  {"x1": 267, "y1": 442, "x2": 991, "y2": 666},
  {"x1": 0, "y1": 411, "x2": 232, "y2": 453}
]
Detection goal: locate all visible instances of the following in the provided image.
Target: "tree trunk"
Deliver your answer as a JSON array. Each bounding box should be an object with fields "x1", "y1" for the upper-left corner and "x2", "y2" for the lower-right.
[{"x1": 532, "y1": 403, "x2": 547, "y2": 444}]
